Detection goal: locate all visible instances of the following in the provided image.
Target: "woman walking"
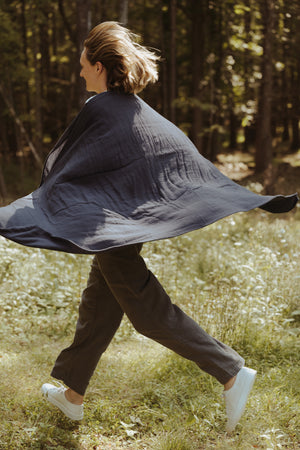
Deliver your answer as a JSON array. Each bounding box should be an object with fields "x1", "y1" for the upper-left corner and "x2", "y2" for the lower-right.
[{"x1": 0, "y1": 22, "x2": 297, "y2": 432}]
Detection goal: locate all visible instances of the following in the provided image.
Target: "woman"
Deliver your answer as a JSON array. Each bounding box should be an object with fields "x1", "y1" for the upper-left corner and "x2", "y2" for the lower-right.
[{"x1": 0, "y1": 22, "x2": 297, "y2": 432}]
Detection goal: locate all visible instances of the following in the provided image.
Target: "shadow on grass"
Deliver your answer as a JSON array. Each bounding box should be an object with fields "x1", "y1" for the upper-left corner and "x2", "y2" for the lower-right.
[
  {"x1": 1, "y1": 330, "x2": 299, "y2": 449},
  {"x1": 0, "y1": 341, "x2": 82, "y2": 449}
]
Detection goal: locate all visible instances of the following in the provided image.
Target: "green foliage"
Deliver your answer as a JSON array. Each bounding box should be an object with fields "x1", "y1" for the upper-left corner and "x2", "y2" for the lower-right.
[
  {"x1": 0, "y1": 209, "x2": 299, "y2": 448},
  {"x1": 1, "y1": 0, "x2": 300, "y2": 163},
  {"x1": 0, "y1": 8, "x2": 27, "y2": 83}
]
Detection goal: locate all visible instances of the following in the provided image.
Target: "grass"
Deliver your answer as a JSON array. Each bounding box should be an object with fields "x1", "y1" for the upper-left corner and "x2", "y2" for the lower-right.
[{"x1": 0, "y1": 204, "x2": 299, "y2": 449}]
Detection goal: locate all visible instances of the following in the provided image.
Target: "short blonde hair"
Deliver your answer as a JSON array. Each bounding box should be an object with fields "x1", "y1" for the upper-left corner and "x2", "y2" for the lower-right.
[{"x1": 84, "y1": 21, "x2": 160, "y2": 94}]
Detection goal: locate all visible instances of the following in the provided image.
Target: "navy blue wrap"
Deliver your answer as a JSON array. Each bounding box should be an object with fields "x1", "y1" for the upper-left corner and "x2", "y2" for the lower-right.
[{"x1": 0, "y1": 92, "x2": 298, "y2": 254}]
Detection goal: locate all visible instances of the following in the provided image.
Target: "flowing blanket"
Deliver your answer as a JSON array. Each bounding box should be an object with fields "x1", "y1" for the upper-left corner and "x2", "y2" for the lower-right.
[{"x1": 0, "y1": 92, "x2": 298, "y2": 254}]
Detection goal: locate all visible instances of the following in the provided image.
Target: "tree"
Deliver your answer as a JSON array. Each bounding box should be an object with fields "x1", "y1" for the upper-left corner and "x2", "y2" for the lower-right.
[
  {"x1": 190, "y1": 0, "x2": 206, "y2": 154},
  {"x1": 0, "y1": 164, "x2": 7, "y2": 203},
  {"x1": 77, "y1": 0, "x2": 92, "y2": 106},
  {"x1": 1, "y1": 0, "x2": 300, "y2": 186},
  {"x1": 289, "y1": 1, "x2": 300, "y2": 151},
  {"x1": 0, "y1": 82, "x2": 43, "y2": 167},
  {"x1": 119, "y1": 0, "x2": 129, "y2": 25},
  {"x1": 255, "y1": 0, "x2": 275, "y2": 173},
  {"x1": 169, "y1": 0, "x2": 177, "y2": 123}
]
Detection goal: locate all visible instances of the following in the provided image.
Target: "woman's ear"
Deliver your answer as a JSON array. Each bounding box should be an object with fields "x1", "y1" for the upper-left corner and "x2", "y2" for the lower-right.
[{"x1": 96, "y1": 61, "x2": 103, "y2": 73}]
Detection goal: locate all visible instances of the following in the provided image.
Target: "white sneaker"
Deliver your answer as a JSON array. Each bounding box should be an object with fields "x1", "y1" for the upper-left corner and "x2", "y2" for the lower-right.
[
  {"x1": 223, "y1": 367, "x2": 256, "y2": 432},
  {"x1": 41, "y1": 382, "x2": 84, "y2": 420}
]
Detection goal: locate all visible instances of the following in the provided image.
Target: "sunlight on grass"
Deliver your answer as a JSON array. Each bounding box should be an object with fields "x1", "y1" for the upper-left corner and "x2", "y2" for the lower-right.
[{"x1": 0, "y1": 210, "x2": 299, "y2": 449}]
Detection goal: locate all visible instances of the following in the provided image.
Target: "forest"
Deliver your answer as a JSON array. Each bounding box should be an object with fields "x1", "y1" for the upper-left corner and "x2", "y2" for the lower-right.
[
  {"x1": 0, "y1": 0, "x2": 300, "y2": 203},
  {"x1": 0, "y1": 1, "x2": 300, "y2": 449}
]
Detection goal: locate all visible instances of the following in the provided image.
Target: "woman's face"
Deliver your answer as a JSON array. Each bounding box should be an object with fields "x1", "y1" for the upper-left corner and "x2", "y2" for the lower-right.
[{"x1": 79, "y1": 49, "x2": 101, "y2": 93}]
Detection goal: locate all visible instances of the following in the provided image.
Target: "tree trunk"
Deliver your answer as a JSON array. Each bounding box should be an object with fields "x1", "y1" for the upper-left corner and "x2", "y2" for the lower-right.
[
  {"x1": 290, "y1": 20, "x2": 300, "y2": 151},
  {"x1": 0, "y1": 165, "x2": 8, "y2": 204},
  {"x1": 0, "y1": 82, "x2": 43, "y2": 168},
  {"x1": 0, "y1": 98, "x2": 10, "y2": 157},
  {"x1": 209, "y1": 2, "x2": 224, "y2": 161},
  {"x1": 243, "y1": 0, "x2": 252, "y2": 152},
  {"x1": 229, "y1": 109, "x2": 238, "y2": 150},
  {"x1": 255, "y1": 0, "x2": 275, "y2": 173},
  {"x1": 119, "y1": 0, "x2": 129, "y2": 25},
  {"x1": 21, "y1": 0, "x2": 31, "y2": 131},
  {"x1": 160, "y1": 5, "x2": 169, "y2": 118},
  {"x1": 281, "y1": 67, "x2": 290, "y2": 142},
  {"x1": 291, "y1": 116, "x2": 299, "y2": 150},
  {"x1": 58, "y1": 0, "x2": 77, "y2": 44},
  {"x1": 98, "y1": 0, "x2": 110, "y2": 22},
  {"x1": 33, "y1": 19, "x2": 43, "y2": 153},
  {"x1": 191, "y1": 0, "x2": 206, "y2": 153},
  {"x1": 169, "y1": 0, "x2": 177, "y2": 124},
  {"x1": 76, "y1": 0, "x2": 92, "y2": 107}
]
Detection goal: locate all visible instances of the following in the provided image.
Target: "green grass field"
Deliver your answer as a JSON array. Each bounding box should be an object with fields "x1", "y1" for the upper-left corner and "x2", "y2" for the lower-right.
[{"x1": 0, "y1": 207, "x2": 299, "y2": 449}]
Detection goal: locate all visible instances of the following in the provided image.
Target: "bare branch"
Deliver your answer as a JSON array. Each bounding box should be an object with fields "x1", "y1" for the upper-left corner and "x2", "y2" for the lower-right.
[
  {"x1": 58, "y1": 0, "x2": 77, "y2": 44},
  {"x1": 0, "y1": 82, "x2": 43, "y2": 168}
]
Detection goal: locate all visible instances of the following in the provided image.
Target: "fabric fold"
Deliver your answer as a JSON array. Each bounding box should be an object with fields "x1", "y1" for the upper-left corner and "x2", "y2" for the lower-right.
[{"x1": 0, "y1": 91, "x2": 298, "y2": 254}]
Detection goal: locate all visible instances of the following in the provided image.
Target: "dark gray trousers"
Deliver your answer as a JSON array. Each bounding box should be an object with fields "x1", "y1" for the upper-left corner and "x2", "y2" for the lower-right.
[{"x1": 51, "y1": 244, "x2": 244, "y2": 395}]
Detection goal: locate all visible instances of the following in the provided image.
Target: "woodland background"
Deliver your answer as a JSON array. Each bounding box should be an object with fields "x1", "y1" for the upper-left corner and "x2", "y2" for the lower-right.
[
  {"x1": 0, "y1": 2, "x2": 300, "y2": 448},
  {"x1": 0, "y1": 0, "x2": 300, "y2": 203}
]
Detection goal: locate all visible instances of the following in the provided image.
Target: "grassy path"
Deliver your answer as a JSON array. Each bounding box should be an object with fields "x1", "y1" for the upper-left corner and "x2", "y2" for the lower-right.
[
  {"x1": 0, "y1": 209, "x2": 299, "y2": 449},
  {"x1": 0, "y1": 335, "x2": 299, "y2": 449}
]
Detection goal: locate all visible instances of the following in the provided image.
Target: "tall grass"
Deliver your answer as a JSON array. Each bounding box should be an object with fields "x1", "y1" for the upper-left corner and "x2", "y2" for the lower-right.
[{"x1": 0, "y1": 206, "x2": 299, "y2": 449}]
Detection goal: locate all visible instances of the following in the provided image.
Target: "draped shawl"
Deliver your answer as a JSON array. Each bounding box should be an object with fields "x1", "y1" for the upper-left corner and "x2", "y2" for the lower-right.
[{"x1": 0, "y1": 92, "x2": 298, "y2": 254}]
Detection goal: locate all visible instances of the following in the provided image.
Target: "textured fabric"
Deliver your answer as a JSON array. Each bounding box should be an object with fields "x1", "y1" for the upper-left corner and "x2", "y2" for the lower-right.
[
  {"x1": 0, "y1": 92, "x2": 298, "y2": 254},
  {"x1": 51, "y1": 244, "x2": 244, "y2": 395}
]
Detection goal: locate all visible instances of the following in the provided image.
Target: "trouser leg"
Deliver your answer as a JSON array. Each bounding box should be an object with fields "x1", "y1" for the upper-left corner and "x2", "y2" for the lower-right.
[
  {"x1": 51, "y1": 256, "x2": 124, "y2": 395},
  {"x1": 52, "y1": 243, "x2": 244, "y2": 395},
  {"x1": 96, "y1": 244, "x2": 244, "y2": 385}
]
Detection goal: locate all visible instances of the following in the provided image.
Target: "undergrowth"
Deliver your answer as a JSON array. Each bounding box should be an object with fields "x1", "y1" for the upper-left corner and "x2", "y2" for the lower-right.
[{"x1": 0, "y1": 206, "x2": 299, "y2": 449}]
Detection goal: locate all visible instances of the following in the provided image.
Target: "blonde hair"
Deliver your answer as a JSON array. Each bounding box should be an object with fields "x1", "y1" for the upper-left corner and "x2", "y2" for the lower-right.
[{"x1": 84, "y1": 21, "x2": 160, "y2": 94}]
